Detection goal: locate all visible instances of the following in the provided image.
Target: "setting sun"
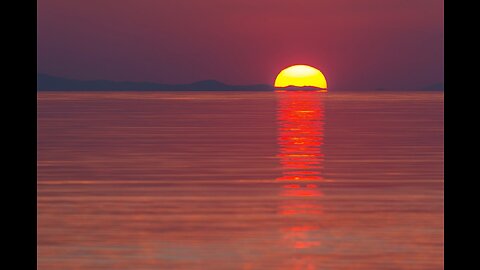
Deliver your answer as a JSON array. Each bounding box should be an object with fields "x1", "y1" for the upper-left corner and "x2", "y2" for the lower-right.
[{"x1": 274, "y1": 65, "x2": 327, "y2": 90}]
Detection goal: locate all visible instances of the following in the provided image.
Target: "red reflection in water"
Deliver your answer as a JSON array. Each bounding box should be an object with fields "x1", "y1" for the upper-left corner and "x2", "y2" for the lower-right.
[
  {"x1": 276, "y1": 90, "x2": 326, "y2": 261},
  {"x1": 276, "y1": 90, "x2": 326, "y2": 192}
]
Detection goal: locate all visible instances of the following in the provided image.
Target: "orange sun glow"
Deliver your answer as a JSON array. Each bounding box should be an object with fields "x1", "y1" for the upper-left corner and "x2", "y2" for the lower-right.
[{"x1": 274, "y1": 65, "x2": 327, "y2": 90}]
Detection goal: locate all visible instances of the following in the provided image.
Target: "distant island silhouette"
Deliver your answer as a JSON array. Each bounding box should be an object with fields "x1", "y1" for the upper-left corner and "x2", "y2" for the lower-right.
[
  {"x1": 37, "y1": 74, "x2": 274, "y2": 91},
  {"x1": 37, "y1": 74, "x2": 443, "y2": 92},
  {"x1": 375, "y1": 83, "x2": 444, "y2": 91},
  {"x1": 421, "y1": 83, "x2": 444, "y2": 91},
  {"x1": 275, "y1": 85, "x2": 327, "y2": 91}
]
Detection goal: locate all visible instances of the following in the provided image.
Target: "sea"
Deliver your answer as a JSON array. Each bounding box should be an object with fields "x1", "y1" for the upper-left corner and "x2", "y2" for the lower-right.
[{"x1": 37, "y1": 91, "x2": 443, "y2": 270}]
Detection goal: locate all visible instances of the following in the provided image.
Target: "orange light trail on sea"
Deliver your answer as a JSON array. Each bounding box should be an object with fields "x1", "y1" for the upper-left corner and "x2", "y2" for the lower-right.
[
  {"x1": 275, "y1": 90, "x2": 326, "y2": 257},
  {"x1": 276, "y1": 91, "x2": 325, "y2": 185}
]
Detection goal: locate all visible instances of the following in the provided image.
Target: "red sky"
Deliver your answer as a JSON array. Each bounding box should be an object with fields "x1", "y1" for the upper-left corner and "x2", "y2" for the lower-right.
[{"x1": 37, "y1": 0, "x2": 443, "y2": 90}]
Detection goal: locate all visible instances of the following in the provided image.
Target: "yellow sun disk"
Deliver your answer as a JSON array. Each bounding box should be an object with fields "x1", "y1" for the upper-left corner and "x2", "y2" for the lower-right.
[{"x1": 274, "y1": 65, "x2": 327, "y2": 89}]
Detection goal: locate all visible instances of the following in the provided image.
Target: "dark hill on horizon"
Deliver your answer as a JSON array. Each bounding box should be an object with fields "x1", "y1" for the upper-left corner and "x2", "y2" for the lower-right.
[
  {"x1": 37, "y1": 74, "x2": 274, "y2": 91},
  {"x1": 37, "y1": 74, "x2": 443, "y2": 92},
  {"x1": 421, "y1": 83, "x2": 444, "y2": 91},
  {"x1": 276, "y1": 85, "x2": 327, "y2": 91},
  {"x1": 375, "y1": 83, "x2": 444, "y2": 92}
]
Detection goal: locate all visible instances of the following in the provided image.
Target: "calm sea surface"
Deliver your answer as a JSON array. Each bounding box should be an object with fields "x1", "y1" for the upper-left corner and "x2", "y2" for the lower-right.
[{"x1": 37, "y1": 91, "x2": 443, "y2": 270}]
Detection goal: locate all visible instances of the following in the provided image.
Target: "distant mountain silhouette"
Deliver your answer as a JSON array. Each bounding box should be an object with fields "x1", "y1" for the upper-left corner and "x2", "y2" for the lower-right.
[
  {"x1": 421, "y1": 83, "x2": 444, "y2": 91},
  {"x1": 375, "y1": 83, "x2": 444, "y2": 91},
  {"x1": 37, "y1": 74, "x2": 274, "y2": 91},
  {"x1": 275, "y1": 85, "x2": 327, "y2": 91}
]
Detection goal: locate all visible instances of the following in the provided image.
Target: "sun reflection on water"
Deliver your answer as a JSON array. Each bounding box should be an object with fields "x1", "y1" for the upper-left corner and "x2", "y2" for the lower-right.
[
  {"x1": 276, "y1": 90, "x2": 326, "y2": 188},
  {"x1": 276, "y1": 90, "x2": 326, "y2": 268}
]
